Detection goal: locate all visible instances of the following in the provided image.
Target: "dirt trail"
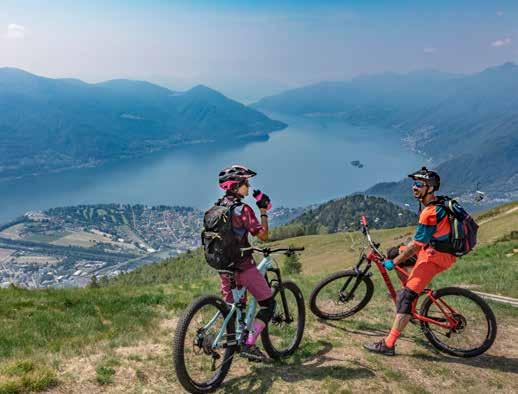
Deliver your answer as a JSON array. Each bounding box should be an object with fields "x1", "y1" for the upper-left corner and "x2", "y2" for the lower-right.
[
  {"x1": 478, "y1": 206, "x2": 518, "y2": 225},
  {"x1": 474, "y1": 291, "x2": 518, "y2": 307},
  {"x1": 49, "y1": 311, "x2": 518, "y2": 394}
]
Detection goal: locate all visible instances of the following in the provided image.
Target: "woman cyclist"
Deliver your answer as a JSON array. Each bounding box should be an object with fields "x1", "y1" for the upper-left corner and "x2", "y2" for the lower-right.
[{"x1": 216, "y1": 164, "x2": 274, "y2": 362}]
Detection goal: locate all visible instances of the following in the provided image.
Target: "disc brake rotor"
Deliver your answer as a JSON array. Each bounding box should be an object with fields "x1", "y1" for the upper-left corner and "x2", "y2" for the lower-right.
[
  {"x1": 452, "y1": 313, "x2": 467, "y2": 333},
  {"x1": 271, "y1": 313, "x2": 285, "y2": 326},
  {"x1": 337, "y1": 291, "x2": 353, "y2": 304},
  {"x1": 201, "y1": 334, "x2": 216, "y2": 355}
]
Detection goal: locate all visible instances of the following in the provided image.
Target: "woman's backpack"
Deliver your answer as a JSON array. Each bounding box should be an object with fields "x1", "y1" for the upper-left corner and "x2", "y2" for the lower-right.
[
  {"x1": 201, "y1": 200, "x2": 242, "y2": 271},
  {"x1": 431, "y1": 196, "x2": 479, "y2": 257}
]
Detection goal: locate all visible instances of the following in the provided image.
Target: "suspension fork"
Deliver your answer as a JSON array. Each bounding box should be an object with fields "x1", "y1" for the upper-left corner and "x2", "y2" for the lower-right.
[
  {"x1": 267, "y1": 268, "x2": 293, "y2": 323},
  {"x1": 339, "y1": 256, "x2": 371, "y2": 301}
]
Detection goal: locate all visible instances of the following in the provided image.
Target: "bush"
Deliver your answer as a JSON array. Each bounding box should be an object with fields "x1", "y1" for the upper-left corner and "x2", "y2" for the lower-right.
[
  {"x1": 95, "y1": 357, "x2": 120, "y2": 385},
  {"x1": 269, "y1": 223, "x2": 305, "y2": 241},
  {"x1": 96, "y1": 366, "x2": 116, "y2": 385},
  {"x1": 283, "y1": 248, "x2": 302, "y2": 275}
]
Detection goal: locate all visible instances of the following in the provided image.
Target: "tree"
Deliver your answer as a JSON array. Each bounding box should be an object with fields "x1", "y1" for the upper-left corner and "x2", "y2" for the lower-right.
[
  {"x1": 283, "y1": 247, "x2": 302, "y2": 275},
  {"x1": 317, "y1": 224, "x2": 329, "y2": 235},
  {"x1": 88, "y1": 275, "x2": 100, "y2": 288}
]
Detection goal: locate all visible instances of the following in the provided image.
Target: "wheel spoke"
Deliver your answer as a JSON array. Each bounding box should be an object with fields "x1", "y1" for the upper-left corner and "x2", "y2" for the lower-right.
[
  {"x1": 266, "y1": 288, "x2": 300, "y2": 352},
  {"x1": 422, "y1": 292, "x2": 494, "y2": 355},
  {"x1": 312, "y1": 273, "x2": 371, "y2": 319},
  {"x1": 173, "y1": 297, "x2": 236, "y2": 391},
  {"x1": 262, "y1": 281, "x2": 305, "y2": 359}
]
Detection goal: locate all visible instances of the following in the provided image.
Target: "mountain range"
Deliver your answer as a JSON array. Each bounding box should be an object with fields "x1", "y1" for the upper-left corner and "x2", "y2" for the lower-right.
[
  {"x1": 0, "y1": 68, "x2": 286, "y2": 180},
  {"x1": 253, "y1": 63, "x2": 518, "y2": 204}
]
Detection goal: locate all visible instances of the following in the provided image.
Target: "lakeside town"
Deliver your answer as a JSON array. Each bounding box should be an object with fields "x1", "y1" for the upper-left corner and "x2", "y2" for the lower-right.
[
  {"x1": 0, "y1": 204, "x2": 302, "y2": 288},
  {"x1": 0, "y1": 204, "x2": 203, "y2": 287}
]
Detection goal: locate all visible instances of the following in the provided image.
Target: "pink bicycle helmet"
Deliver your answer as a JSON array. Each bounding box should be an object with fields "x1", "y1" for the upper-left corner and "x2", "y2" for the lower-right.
[{"x1": 219, "y1": 165, "x2": 257, "y2": 191}]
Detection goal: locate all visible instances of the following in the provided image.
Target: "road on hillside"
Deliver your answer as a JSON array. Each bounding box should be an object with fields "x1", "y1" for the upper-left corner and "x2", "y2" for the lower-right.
[{"x1": 0, "y1": 236, "x2": 137, "y2": 263}]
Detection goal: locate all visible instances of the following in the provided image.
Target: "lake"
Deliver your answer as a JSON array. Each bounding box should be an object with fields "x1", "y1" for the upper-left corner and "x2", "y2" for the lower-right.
[{"x1": 0, "y1": 114, "x2": 424, "y2": 223}]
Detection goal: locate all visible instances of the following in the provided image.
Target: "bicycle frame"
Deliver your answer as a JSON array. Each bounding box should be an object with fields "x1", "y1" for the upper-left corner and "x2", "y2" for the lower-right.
[
  {"x1": 205, "y1": 254, "x2": 275, "y2": 350},
  {"x1": 362, "y1": 254, "x2": 457, "y2": 329},
  {"x1": 357, "y1": 217, "x2": 462, "y2": 331}
]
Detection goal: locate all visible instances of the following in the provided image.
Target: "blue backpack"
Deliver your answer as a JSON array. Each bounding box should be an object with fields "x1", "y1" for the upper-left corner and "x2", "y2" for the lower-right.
[{"x1": 431, "y1": 197, "x2": 479, "y2": 257}]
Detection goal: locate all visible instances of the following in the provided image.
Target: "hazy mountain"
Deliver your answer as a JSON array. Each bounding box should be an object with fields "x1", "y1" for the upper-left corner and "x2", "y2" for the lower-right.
[
  {"x1": 0, "y1": 68, "x2": 286, "y2": 180},
  {"x1": 252, "y1": 69, "x2": 458, "y2": 124},
  {"x1": 253, "y1": 63, "x2": 518, "y2": 200}
]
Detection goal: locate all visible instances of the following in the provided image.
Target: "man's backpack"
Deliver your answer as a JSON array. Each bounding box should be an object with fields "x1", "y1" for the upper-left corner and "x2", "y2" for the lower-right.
[
  {"x1": 201, "y1": 200, "x2": 242, "y2": 271},
  {"x1": 431, "y1": 196, "x2": 479, "y2": 257}
]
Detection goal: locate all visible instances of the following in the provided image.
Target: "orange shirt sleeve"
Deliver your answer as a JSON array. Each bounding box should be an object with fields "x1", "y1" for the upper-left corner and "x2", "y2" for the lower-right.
[{"x1": 413, "y1": 206, "x2": 437, "y2": 247}]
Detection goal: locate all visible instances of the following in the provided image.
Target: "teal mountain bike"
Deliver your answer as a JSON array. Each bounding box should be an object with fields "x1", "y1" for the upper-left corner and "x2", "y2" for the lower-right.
[{"x1": 173, "y1": 246, "x2": 306, "y2": 393}]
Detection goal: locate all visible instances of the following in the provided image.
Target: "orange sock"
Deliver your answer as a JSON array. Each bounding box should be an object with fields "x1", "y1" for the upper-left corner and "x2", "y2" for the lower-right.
[{"x1": 384, "y1": 329, "x2": 401, "y2": 348}]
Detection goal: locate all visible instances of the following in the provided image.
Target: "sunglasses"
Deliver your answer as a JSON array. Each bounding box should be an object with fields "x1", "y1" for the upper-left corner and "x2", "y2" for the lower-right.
[{"x1": 413, "y1": 181, "x2": 426, "y2": 188}]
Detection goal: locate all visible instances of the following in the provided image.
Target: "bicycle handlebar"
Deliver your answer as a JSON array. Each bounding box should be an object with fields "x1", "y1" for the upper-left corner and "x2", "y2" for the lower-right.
[{"x1": 241, "y1": 246, "x2": 305, "y2": 255}]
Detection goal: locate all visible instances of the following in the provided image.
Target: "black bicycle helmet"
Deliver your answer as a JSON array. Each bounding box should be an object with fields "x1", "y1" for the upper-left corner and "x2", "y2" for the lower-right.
[
  {"x1": 408, "y1": 166, "x2": 440, "y2": 191},
  {"x1": 219, "y1": 165, "x2": 257, "y2": 190}
]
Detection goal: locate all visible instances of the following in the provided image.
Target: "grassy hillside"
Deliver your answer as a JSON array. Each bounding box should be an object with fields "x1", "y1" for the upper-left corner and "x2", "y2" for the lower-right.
[
  {"x1": 268, "y1": 200, "x2": 518, "y2": 275},
  {"x1": 0, "y1": 203, "x2": 516, "y2": 393}
]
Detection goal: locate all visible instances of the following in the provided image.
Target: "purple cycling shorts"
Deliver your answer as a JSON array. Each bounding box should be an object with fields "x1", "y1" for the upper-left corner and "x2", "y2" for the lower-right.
[{"x1": 219, "y1": 266, "x2": 272, "y2": 303}]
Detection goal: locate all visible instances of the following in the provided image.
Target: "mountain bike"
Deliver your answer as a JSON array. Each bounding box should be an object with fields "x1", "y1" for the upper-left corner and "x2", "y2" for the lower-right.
[
  {"x1": 173, "y1": 246, "x2": 306, "y2": 393},
  {"x1": 309, "y1": 216, "x2": 497, "y2": 358}
]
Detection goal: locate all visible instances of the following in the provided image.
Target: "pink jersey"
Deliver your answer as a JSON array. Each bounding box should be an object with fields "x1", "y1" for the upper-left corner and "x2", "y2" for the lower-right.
[{"x1": 218, "y1": 195, "x2": 270, "y2": 303}]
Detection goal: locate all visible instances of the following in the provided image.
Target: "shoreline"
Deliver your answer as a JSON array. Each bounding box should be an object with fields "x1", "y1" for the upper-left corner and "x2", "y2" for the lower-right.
[{"x1": 0, "y1": 131, "x2": 281, "y2": 184}]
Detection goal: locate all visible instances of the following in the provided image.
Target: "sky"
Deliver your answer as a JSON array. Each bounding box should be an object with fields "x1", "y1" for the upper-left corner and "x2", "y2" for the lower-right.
[{"x1": 2, "y1": 0, "x2": 518, "y2": 102}]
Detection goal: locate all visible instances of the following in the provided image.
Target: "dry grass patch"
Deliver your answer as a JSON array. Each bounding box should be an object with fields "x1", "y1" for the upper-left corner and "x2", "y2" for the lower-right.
[{"x1": 0, "y1": 360, "x2": 58, "y2": 394}]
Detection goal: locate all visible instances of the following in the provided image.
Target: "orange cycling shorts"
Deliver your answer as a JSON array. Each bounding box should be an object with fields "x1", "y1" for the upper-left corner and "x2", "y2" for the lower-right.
[{"x1": 405, "y1": 246, "x2": 456, "y2": 294}]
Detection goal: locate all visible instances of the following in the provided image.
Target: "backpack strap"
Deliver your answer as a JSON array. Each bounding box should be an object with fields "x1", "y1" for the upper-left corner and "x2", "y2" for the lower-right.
[
  {"x1": 219, "y1": 196, "x2": 243, "y2": 213},
  {"x1": 429, "y1": 196, "x2": 455, "y2": 216}
]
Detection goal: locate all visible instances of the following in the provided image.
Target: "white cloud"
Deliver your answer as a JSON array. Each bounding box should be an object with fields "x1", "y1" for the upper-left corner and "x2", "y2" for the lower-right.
[
  {"x1": 496, "y1": 11, "x2": 504, "y2": 17},
  {"x1": 6, "y1": 24, "x2": 26, "y2": 39},
  {"x1": 423, "y1": 47, "x2": 437, "y2": 54},
  {"x1": 492, "y1": 37, "x2": 512, "y2": 47}
]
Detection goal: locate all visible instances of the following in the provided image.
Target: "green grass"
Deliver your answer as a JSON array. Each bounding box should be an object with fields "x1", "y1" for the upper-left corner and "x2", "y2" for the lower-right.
[
  {"x1": 430, "y1": 240, "x2": 518, "y2": 298},
  {"x1": 0, "y1": 282, "x2": 207, "y2": 361},
  {"x1": 25, "y1": 232, "x2": 69, "y2": 243},
  {"x1": 107, "y1": 248, "x2": 213, "y2": 286}
]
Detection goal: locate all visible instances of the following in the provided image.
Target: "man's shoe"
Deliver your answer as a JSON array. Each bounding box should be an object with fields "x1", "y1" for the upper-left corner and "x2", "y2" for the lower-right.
[
  {"x1": 363, "y1": 340, "x2": 395, "y2": 356},
  {"x1": 240, "y1": 344, "x2": 268, "y2": 362}
]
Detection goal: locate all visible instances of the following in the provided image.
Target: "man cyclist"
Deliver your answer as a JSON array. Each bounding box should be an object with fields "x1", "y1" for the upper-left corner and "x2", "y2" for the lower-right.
[
  {"x1": 364, "y1": 167, "x2": 456, "y2": 356},
  {"x1": 216, "y1": 164, "x2": 274, "y2": 362}
]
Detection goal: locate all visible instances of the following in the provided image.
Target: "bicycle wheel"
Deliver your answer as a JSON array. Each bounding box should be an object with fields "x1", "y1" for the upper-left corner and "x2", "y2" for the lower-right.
[
  {"x1": 419, "y1": 287, "x2": 497, "y2": 358},
  {"x1": 261, "y1": 280, "x2": 305, "y2": 359},
  {"x1": 173, "y1": 295, "x2": 236, "y2": 393},
  {"x1": 309, "y1": 270, "x2": 374, "y2": 320}
]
